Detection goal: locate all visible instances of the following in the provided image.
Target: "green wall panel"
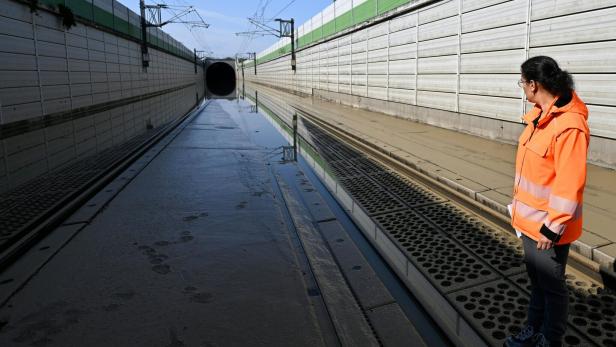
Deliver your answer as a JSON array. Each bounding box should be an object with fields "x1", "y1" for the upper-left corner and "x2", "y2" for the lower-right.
[
  {"x1": 93, "y1": 5, "x2": 114, "y2": 29},
  {"x1": 335, "y1": 11, "x2": 353, "y2": 32},
  {"x1": 353, "y1": 0, "x2": 377, "y2": 25},
  {"x1": 322, "y1": 20, "x2": 335, "y2": 38},
  {"x1": 378, "y1": 0, "x2": 410, "y2": 14},
  {"x1": 67, "y1": 0, "x2": 93, "y2": 20},
  {"x1": 114, "y1": 17, "x2": 129, "y2": 35},
  {"x1": 129, "y1": 23, "x2": 141, "y2": 40},
  {"x1": 312, "y1": 27, "x2": 323, "y2": 41}
]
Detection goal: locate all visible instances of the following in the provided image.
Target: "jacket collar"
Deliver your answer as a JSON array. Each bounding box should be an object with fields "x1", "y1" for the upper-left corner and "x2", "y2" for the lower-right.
[{"x1": 522, "y1": 91, "x2": 587, "y2": 127}]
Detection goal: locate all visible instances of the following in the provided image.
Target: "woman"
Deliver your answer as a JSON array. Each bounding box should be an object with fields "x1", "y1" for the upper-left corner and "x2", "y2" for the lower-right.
[{"x1": 505, "y1": 56, "x2": 589, "y2": 347}]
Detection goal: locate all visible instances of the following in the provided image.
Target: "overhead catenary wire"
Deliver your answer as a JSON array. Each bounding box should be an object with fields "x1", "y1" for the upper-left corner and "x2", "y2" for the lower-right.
[
  {"x1": 268, "y1": 0, "x2": 296, "y2": 21},
  {"x1": 156, "y1": 0, "x2": 212, "y2": 54},
  {"x1": 235, "y1": 0, "x2": 273, "y2": 55}
]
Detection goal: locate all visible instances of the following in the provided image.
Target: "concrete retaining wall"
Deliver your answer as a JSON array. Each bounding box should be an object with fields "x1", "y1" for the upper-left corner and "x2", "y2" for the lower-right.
[
  {"x1": 0, "y1": 0, "x2": 205, "y2": 193},
  {"x1": 241, "y1": 0, "x2": 616, "y2": 168}
]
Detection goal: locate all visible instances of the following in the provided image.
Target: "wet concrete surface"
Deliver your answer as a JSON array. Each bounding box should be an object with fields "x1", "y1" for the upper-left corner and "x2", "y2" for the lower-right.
[{"x1": 0, "y1": 101, "x2": 340, "y2": 346}]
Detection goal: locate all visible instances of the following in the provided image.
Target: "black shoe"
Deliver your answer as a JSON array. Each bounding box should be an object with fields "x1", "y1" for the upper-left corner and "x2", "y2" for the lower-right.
[
  {"x1": 504, "y1": 325, "x2": 538, "y2": 347},
  {"x1": 533, "y1": 333, "x2": 562, "y2": 347}
]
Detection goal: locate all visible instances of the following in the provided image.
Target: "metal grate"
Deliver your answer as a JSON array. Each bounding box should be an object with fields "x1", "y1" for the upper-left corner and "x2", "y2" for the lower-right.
[
  {"x1": 339, "y1": 177, "x2": 406, "y2": 216},
  {"x1": 372, "y1": 171, "x2": 446, "y2": 208},
  {"x1": 328, "y1": 162, "x2": 366, "y2": 180},
  {"x1": 415, "y1": 203, "x2": 525, "y2": 276},
  {"x1": 348, "y1": 157, "x2": 388, "y2": 175},
  {"x1": 449, "y1": 279, "x2": 591, "y2": 347},
  {"x1": 511, "y1": 273, "x2": 616, "y2": 347},
  {"x1": 373, "y1": 209, "x2": 498, "y2": 293},
  {"x1": 330, "y1": 145, "x2": 364, "y2": 160}
]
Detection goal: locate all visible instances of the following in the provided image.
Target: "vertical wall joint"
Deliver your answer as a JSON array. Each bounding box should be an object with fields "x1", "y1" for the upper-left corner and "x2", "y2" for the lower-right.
[
  {"x1": 522, "y1": 0, "x2": 533, "y2": 117},
  {"x1": 456, "y1": 0, "x2": 462, "y2": 113}
]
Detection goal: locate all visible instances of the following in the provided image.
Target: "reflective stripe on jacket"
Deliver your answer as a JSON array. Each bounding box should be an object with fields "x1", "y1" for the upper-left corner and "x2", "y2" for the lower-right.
[{"x1": 511, "y1": 91, "x2": 589, "y2": 245}]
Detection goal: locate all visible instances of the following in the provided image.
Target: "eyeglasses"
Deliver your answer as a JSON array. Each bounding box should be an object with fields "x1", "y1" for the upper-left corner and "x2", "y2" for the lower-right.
[{"x1": 517, "y1": 79, "x2": 531, "y2": 88}]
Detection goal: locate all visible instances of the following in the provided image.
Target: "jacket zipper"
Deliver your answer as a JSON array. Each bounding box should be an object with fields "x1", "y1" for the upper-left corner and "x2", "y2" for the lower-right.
[{"x1": 511, "y1": 119, "x2": 540, "y2": 227}]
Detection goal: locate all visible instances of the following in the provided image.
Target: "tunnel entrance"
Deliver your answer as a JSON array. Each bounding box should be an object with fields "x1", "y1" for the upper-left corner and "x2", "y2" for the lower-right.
[{"x1": 206, "y1": 62, "x2": 236, "y2": 97}]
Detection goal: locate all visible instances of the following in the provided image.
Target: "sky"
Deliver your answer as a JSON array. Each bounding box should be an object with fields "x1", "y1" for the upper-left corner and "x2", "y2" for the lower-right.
[{"x1": 122, "y1": 0, "x2": 333, "y2": 58}]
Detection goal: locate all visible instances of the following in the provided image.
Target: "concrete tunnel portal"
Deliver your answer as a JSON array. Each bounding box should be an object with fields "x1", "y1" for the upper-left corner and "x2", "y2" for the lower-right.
[{"x1": 205, "y1": 61, "x2": 236, "y2": 98}]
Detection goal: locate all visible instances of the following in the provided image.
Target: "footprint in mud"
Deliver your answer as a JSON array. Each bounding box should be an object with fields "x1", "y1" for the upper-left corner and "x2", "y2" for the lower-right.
[
  {"x1": 179, "y1": 235, "x2": 194, "y2": 243},
  {"x1": 112, "y1": 290, "x2": 136, "y2": 300},
  {"x1": 190, "y1": 292, "x2": 214, "y2": 304},
  {"x1": 136, "y1": 244, "x2": 172, "y2": 274},
  {"x1": 183, "y1": 212, "x2": 208, "y2": 222},
  {"x1": 152, "y1": 264, "x2": 171, "y2": 275},
  {"x1": 102, "y1": 303, "x2": 120, "y2": 312},
  {"x1": 178, "y1": 230, "x2": 194, "y2": 243},
  {"x1": 149, "y1": 254, "x2": 169, "y2": 265},
  {"x1": 183, "y1": 286, "x2": 197, "y2": 293},
  {"x1": 235, "y1": 201, "x2": 247, "y2": 209}
]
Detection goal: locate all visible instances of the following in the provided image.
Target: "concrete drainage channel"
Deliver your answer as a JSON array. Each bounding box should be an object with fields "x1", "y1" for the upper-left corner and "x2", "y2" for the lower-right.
[{"x1": 245, "y1": 89, "x2": 616, "y2": 347}]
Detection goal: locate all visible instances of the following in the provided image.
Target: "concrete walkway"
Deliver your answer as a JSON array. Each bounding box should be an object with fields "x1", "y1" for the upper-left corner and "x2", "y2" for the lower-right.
[{"x1": 248, "y1": 83, "x2": 616, "y2": 271}]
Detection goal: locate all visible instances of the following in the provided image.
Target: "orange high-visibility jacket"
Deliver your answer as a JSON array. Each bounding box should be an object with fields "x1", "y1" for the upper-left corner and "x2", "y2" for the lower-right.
[{"x1": 511, "y1": 91, "x2": 589, "y2": 245}]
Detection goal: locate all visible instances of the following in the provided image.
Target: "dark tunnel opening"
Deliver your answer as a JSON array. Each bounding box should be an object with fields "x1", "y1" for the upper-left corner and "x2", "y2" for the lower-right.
[{"x1": 206, "y1": 62, "x2": 236, "y2": 96}]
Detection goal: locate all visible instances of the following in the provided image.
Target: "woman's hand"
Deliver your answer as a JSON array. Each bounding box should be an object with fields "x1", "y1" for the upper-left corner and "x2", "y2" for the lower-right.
[{"x1": 537, "y1": 235, "x2": 554, "y2": 250}]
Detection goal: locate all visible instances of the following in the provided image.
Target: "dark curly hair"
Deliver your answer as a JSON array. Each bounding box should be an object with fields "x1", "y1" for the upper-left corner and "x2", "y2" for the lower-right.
[{"x1": 521, "y1": 56, "x2": 574, "y2": 96}]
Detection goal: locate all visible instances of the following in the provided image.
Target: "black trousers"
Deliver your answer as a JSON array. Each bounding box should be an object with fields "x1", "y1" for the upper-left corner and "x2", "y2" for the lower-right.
[{"x1": 522, "y1": 234, "x2": 570, "y2": 342}]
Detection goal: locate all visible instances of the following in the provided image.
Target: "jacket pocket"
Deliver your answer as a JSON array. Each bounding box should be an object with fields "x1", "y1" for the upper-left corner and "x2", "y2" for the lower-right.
[{"x1": 525, "y1": 134, "x2": 552, "y2": 157}]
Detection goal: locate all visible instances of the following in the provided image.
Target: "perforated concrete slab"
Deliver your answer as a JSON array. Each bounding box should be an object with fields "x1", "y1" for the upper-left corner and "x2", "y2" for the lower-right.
[
  {"x1": 338, "y1": 177, "x2": 407, "y2": 216},
  {"x1": 415, "y1": 202, "x2": 526, "y2": 276},
  {"x1": 447, "y1": 279, "x2": 592, "y2": 347},
  {"x1": 373, "y1": 209, "x2": 499, "y2": 294},
  {"x1": 510, "y1": 272, "x2": 616, "y2": 347},
  {"x1": 347, "y1": 157, "x2": 389, "y2": 175},
  {"x1": 371, "y1": 171, "x2": 446, "y2": 208}
]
